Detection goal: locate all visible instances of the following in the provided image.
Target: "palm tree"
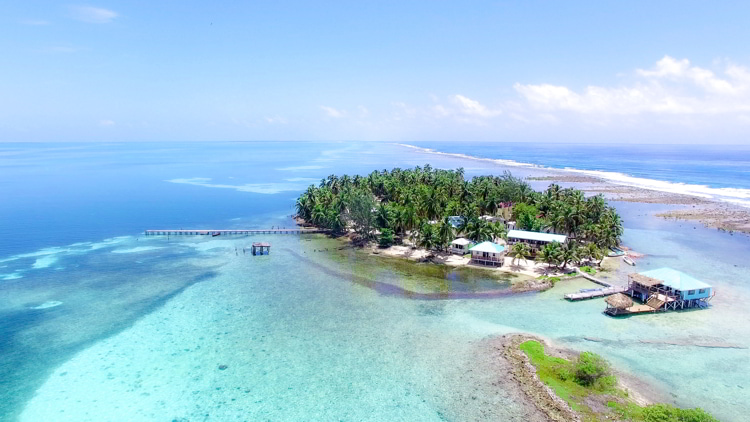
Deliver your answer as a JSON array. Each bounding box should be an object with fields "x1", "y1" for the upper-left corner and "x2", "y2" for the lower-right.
[
  {"x1": 311, "y1": 204, "x2": 327, "y2": 227},
  {"x1": 511, "y1": 242, "x2": 530, "y2": 265},
  {"x1": 437, "y1": 216, "x2": 455, "y2": 250},
  {"x1": 402, "y1": 205, "x2": 418, "y2": 233},
  {"x1": 465, "y1": 218, "x2": 492, "y2": 242},
  {"x1": 538, "y1": 241, "x2": 562, "y2": 269},
  {"x1": 418, "y1": 223, "x2": 436, "y2": 251},
  {"x1": 489, "y1": 221, "x2": 507, "y2": 242},
  {"x1": 584, "y1": 242, "x2": 604, "y2": 266},
  {"x1": 375, "y1": 203, "x2": 391, "y2": 229},
  {"x1": 560, "y1": 241, "x2": 581, "y2": 269}
]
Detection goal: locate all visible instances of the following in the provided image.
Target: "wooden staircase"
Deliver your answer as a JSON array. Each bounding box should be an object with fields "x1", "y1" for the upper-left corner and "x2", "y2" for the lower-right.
[{"x1": 646, "y1": 295, "x2": 666, "y2": 310}]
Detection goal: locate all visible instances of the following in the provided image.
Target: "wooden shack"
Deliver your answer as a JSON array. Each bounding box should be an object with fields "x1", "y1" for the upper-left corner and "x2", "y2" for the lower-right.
[{"x1": 251, "y1": 242, "x2": 271, "y2": 255}]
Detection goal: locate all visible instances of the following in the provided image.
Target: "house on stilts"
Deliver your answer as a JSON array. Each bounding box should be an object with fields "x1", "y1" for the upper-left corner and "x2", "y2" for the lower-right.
[{"x1": 606, "y1": 267, "x2": 714, "y2": 316}]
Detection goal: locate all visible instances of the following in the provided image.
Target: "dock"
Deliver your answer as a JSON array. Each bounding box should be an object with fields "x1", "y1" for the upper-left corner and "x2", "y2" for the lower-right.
[
  {"x1": 564, "y1": 286, "x2": 628, "y2": 300},
  {"x1": 605, "y1": 304, "x2": 656, "y2": 316},
  {"x1": 564, "y1": 269, "x2": 627, "y2": 300},
  {"x1": 144, "y1": 228, "x2": 324, "y2": 236}
]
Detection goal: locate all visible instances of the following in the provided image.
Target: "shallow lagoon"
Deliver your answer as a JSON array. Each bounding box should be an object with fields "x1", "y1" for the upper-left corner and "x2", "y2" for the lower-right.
[{"x1": 2, "y1": 142, "x2": 750, "y2": 421}]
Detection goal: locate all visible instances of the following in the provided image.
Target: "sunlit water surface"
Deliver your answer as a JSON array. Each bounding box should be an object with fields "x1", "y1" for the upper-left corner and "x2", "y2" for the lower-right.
[{"x1": 1, "y1": 142, "x2": 749, "y2": 422}]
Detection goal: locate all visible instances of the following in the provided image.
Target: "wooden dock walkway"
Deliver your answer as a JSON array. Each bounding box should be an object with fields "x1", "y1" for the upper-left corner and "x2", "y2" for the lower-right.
[
  {"x1": 577, "y1": 270, "x2": 615, "y2": 287},
  {"x1": 564, "y1": 269, "x2": 627, "y2": 300},
  {"x1": 144, "y1": 228, "x2": 325, "y2": 236},
  {"x1": 565, "y1": 286, "x2": 627, "y2": 301}
]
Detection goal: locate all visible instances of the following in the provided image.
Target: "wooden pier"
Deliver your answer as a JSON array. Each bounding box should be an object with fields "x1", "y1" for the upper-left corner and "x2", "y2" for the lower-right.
[
  {"x1": 564, "y1": 269, "x2": 627, "y2": 300},
  {"x1": 143, "y1": 228, "x2": 324, "y2": 236},
  {"x1": 565, "y1": 286, "x2": 627, "y2": 300}
]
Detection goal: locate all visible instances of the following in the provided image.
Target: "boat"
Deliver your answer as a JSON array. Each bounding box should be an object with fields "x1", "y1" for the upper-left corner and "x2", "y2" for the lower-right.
[
  {"x1": 608, "y1": 247, "x2": 625, "y2": 257},
  {"x1": 212, "y1": 232, "x2": 221, "y2": 237},
  {"x1": 623, "y1": 256, "x2": 635, "y2": 266}
]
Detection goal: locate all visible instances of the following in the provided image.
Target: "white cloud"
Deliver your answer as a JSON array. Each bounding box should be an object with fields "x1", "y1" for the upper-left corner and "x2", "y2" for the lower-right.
[
  {"x1": 99, "y1": 119, "x2": 115, "y2": 126},
  {"x1": 636, "y1": 56, "x2": 736, "y2": 95},
  {"x1": 452, "y1": 94, "x2": 502, "y2": 117},
  {"x1": 70, "y1": 6, "x2": 118, "y2": 24},
  {"x1": 320, "y1": 105, "x2": 345, "y2": 118},
  {"x1": 514, "y1": 56, "x2": 750, "y2": 116}
]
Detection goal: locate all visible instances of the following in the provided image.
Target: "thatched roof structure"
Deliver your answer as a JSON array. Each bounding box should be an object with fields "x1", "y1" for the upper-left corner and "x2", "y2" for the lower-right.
[
  {"x1": 605, "y1": 293, "x2": 633, "y2": 309},
  {"x1": 628, "y1": 273, "x2": 662, "y2": 287}
]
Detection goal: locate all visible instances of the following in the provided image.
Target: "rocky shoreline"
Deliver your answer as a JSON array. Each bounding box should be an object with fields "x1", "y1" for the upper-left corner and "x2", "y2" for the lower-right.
[{"x1": 481, "y1": 333, "x2": 670, "y2": 422}]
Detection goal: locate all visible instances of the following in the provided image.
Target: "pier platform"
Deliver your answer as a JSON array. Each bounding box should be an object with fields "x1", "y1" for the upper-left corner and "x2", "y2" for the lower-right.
[{"x1": 565, "y1": 286, "x2": 627, "y2": 301}]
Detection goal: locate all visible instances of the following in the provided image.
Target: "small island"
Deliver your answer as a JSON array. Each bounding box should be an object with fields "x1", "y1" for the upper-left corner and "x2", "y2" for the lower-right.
[
  {"x1": 295, "y1": 165, "x2": 719, "y2": 421},
  {"x1": 295, "y1": 165, "x2": 624, "y2": 287}
]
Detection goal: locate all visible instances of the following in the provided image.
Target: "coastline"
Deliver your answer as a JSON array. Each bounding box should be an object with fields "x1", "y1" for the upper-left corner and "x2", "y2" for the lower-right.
[
  {"x1": 540, "y1": 173, "x2": 750, "y2": 234},
  {"x1": 400, "y1": 143, "x2": 750, "y2": 235},
  {"x1": 479, "y1": 333, "x2": 673, "y2": 422},
  {"x1": 306, "y1": 229, "x2": 577, "y2": 294}
]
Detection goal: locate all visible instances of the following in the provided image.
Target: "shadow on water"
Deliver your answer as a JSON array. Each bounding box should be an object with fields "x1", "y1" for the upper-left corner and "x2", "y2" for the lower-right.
[
  {"x1": 284, "y1": 248, "x2": 523, "y2": 300},
  {"x1": 0, "y1": 266, "x2": 219, "y2": 422}
]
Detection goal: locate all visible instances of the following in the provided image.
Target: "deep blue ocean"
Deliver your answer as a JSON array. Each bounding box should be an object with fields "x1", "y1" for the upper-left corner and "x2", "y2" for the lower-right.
[
  {"x1": 411, "y1": 142, "x2": 750, "y2": 191},
  {"x1": 1, "y1": 142, "x2": 750, "y2": 422}
]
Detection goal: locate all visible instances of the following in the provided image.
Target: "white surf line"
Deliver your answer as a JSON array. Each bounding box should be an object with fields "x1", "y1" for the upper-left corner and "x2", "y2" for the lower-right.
[{"x1": 395, "y1": 143, "x2": 750, "y2": 209}]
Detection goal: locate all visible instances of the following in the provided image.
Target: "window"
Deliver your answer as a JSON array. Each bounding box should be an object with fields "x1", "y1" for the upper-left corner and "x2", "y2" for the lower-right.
[
  {"x1": 688, "y1": 290, "x2": 695, "y2": 295},
  {"x1": 699, "y1": 289, "x2": 706, "y2": 294}
]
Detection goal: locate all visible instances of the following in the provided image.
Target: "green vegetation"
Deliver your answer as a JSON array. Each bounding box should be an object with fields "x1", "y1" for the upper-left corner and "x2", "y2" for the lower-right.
[
  {"x1": 519, "y1": 340, "x2": 718, "y2": 422},
  {"x1": 580, "y1": 266, "x2": 597, "y2": 274},
  {"x1": 608, "y1": 402, "x2": 719, "y2": 422},
  {"x1": 378, "y1": 228, "x2": 394, "y2": 247},
  {"x1": 295, "y1": 166, "x2": 623, "y2": 258},
  {"x1": 537, "y1": 275, "x2": 561, "y2": 285},
  {"x1": 575, "y1": 351, "x2": 615, "y2": 388}
]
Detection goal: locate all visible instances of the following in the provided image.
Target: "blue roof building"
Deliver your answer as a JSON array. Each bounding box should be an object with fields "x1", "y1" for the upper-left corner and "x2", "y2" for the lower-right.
[
  {"x1": 468, "y1": 241, "x2": 506, "y2": 266},
  {"x1": 638, "y1": 268, "x2": 713, "y2": 301}
]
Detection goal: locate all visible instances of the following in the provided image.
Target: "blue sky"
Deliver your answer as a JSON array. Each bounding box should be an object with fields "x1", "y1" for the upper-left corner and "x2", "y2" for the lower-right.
[{"x1": 2, "y1": 1, "x2": 750, "y2": 143}]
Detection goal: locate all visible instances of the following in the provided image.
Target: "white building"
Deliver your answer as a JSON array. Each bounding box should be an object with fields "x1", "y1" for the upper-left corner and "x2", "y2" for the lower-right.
[
  {"x1": 506, "y1": 230, "x2": 567, "y2": 254},
  {"x1": 450, "y1": 238, "x2": 473, "y2": 255}
]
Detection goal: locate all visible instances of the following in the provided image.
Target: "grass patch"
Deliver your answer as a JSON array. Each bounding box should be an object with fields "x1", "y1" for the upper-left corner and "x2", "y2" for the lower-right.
[
  {"x1": 580, "y1": 266, "x2": 597, "y2": 274},
  {"x1": 537, "y1": 275, "x2": 562, "y2": 285},
  {"x1": 519, "y1": 340, "x2": 718, "y2": 422},
  {"x1": 608, "y1": 402, "x2": 719, "y2": 422},
  {"x1": 519, "y1": 340, "x2": 592, "y2": 413}
]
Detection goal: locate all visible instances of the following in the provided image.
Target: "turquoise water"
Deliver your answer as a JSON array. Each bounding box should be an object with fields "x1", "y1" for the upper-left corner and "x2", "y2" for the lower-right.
[{"x1": 2, "y1": 142, "x2": 750, "y2": 421}]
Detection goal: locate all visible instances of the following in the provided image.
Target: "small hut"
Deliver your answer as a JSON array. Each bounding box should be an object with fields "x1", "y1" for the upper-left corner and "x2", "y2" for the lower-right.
[
  {"x1": 450, "y1": 238, "x2": 473, "y2": 255},
  {"x1": 251, "y1": 242, "x2": 271, "y2": 255},
  {"x1": 604, "y1": 293, "x2": 633, "y2": 316}
]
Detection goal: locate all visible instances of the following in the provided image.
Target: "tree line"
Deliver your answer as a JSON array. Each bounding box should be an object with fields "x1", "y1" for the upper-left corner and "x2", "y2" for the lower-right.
[{"x1": 295, "y1": 166, "x2": 623, "y2": 265}]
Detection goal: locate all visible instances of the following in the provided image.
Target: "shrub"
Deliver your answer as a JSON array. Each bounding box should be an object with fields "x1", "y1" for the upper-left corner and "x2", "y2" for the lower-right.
[
  {"x1": 575, "y1": 351, "x2": 613, "y2": 386},
  {"x1": 593, "y1": 374, "x2": 617, "y2": 391},
  {"x1": 580, "y1": 266, "x2": 596, "y2": 274},
  {"x1": 642, "y1": 404, "x2": 718, "y2": 422},
  {"x1": 378, "y1": 228, "x2": 394, "y2": 248}
]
